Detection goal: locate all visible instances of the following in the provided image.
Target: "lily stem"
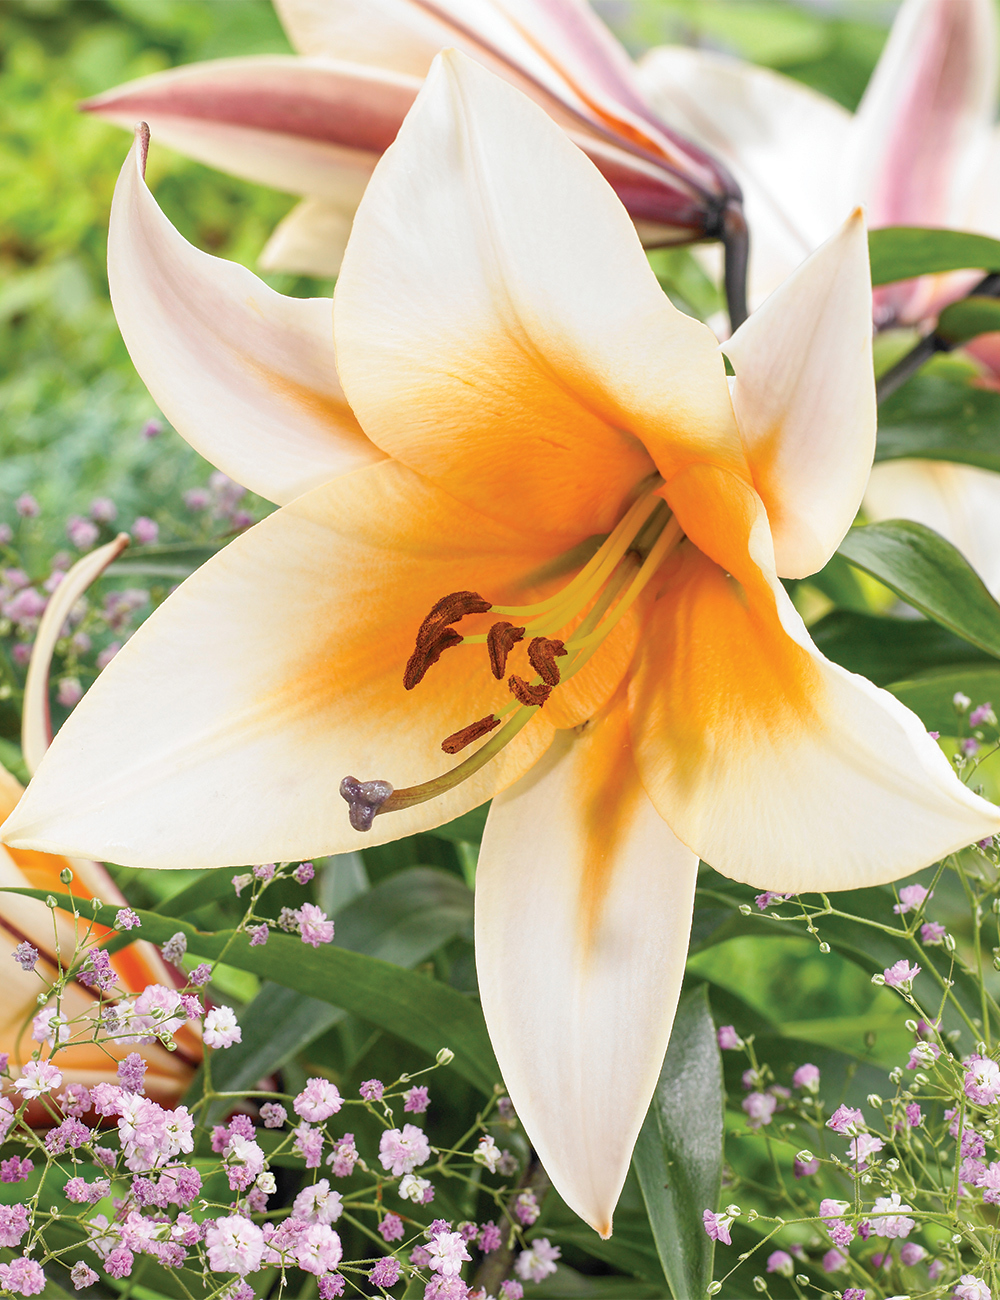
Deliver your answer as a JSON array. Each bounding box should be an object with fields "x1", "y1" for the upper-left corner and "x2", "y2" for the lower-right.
[{"x1": 876, "y1": 271, "x2": 1000, "y2": 403}]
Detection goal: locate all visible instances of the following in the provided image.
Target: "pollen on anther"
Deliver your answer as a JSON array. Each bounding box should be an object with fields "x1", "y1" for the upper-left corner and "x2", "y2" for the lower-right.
[
  {"x1": 403, "y1": 627, "x2": 462, "y2": 690},
  {"x1": 487, "y1": 621, "x2": 525, "y2": 679},
  {"x1": 415, "y1": 591, "x2": 491, "y2": 648},
  {"x1": 527, "y1": 636, "x2": 567, "y2": 686},
  {"x1": 441, "y1": 714, "x2": 501, "y2": 754},
  {"x1": 509, "y1": 675, "x2": 552, "y2": 708}
]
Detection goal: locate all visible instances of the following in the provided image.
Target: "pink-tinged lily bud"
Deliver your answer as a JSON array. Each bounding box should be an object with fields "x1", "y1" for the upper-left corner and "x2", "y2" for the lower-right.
[{"x1": 82, "y1": 0, "x2": 747, "y2": 320}]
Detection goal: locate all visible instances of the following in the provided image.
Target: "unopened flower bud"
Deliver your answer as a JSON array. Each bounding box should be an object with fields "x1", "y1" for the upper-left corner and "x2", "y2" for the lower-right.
[
  {"x1": 436, "y1": 1048, "x2": 455, "y2": 1066},
  {"x1": 746, "y1": 1209, "x2": 758, "y2": 1222},
  {"x1": 706, "y1": 1284, "x2": 722, "y2": 1296},
  {"x1": 818, "y1": 942, "x2": 830, "y2": 953},
  {"x1": 255, "y1": 1172, "x2": 276, "y2": 1194},
  {"x1": 795, "y1": 1150, "x2": 814, "y2": 1164},
  {"x1": 59, "y1": 867, "x2": 72, "y2": 885},
  {"x1": 739, "y1": 904, "x2": 752, "y2": 916},
  {"x1": 952, "y1": 1233, "x2": 963, "y2": 1243},
  {"x1": 725, "y1": 1204, "x2": 741, "y2": 1217},
  {"x1": 867, "y1": 1094, "x2": 883, "y2": 1108},
  {"x1": 889, "y1": 1068, "x2": 903, "y2": 1084},
  {"x1": 795, "y1": 1277, "x2": 809, "y2": 1287},
  {"x1": 753, "y1": 1278, "x2": 767, "y2": 1293},
  {"x1": 871, "y1": 973, "x2": 885, "y2": 985},
  {"x1": 945, "y1": 934, "x2": 957, "y2": 953},
  {"x1": 954, "y1": 692, "x2": 972, "y2": 712},
  {"x1": 45, "y1": 895, "x2": 56, "y2": 909},
  {"x1": 885, "y1": 1158, "x2": 899, "y2": 1172},
  {"x1": 914, "y1": 1072, "x2": 929, "y2": 1086},
  {"x1": 905, "y1": 1019, "x2": 918, "y2": 1032}
]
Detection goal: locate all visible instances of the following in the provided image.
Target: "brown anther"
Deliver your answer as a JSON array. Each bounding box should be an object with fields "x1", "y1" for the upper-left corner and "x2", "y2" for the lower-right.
[
  {"x1": 487, "y1": 621, "x2": 525, "y2": 679},
  {"x1": 508, "y1": 675, "x2": 552, "y2": 708},
  {"x1": 403, "y1": 627, "x2": 463, "y2": 690},
  {"x1": 441, "y1": 713, "x2": 501, "y2": 754},
  {"x1": 340, "y1": 775, "x2": 394, "y2": 832},
  {"x1": 527, "y1": 636, "x2": 568, "y2": 686},
  {"x1": 415, "y1": 591, "x2": 491, "y2": 649}
]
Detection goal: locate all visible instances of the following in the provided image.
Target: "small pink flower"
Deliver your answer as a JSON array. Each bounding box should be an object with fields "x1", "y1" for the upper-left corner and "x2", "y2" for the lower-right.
[
  {"x1": 14, "y1": 1060, "x2": 62, "y2": 1099},
  {"x1": 404, "y1": 1086, "x2": 430, "y2": 1113},
  {"x1": 298, "y1": 903, "x2": 335, "y2": 948},
  {"x1": 428, "y1": 1229, "x2": 472, "y2": 1276},
  {"x1": 204, "y1": 1215, "x2": 264, "y2": 1275},
  {"x1": 716, "y1": 1025, "x2": 741, "y2": 1050},
  {"x1": 826, "y1": 1104, "x2": 863, "y2": 1135},
  {"x1": 900, "y1": 1242, "x2": 926, "y2": 1266},
  {"x1": 204, "y1": 1006, "x2": 241, "y2": 1049},
  {"x1": 954, "y1": 1276, "x2": 992, "y2": 1300},
  {"x1": 132, "y1": 517, "x2": 159, "y2": 545},
  {"x1": 965, "y1": 1055, "x2": 1000, "y2": 1105},
  {"x1": 884, "y1": 959, "x2": 920, "y2": 989},
  {"x1": 921, "y1": 920, "x2": 947, "y2": 944},
  {"x1": 822, "y1": 1248, "x2": 847, "y2": 1272},
  {"x1": 66, "y1": 515, "x2": 99, "y2": 551},
  {"x1": 514, "y1": 1238, "x2": 560, "y2": 1284},
  {"x1": 893, "y1": 884, "x2": 930, "y2": 914},
  {"x1": 848, "y1": 1132, "x2": 884, "y2": 1168},
  {"x1": 379, "y1": 1123, "x2": 431, "y2": 1176},
  {"x1": 295, "y1": 1078, "x2": 343, "y2": 1122},
  {"x1": 742, "y1": 1091, "x2": 776, "y2": 1128},
  {"x1": 870, "y1": 1192, "x2": 914, "y2": 1238},
  {"x1": 57, "y1": 678, "x2": 83, "y2": 708},
  {"x1": 702, "y1": 1209, "x2": 732, "y2": 1245},
  {"x1": 792, "y1": 1063, "x2": 820, "y2": 1092},
  {"x1": 378, "y1": 1213, "x2": 404, "y2": 1242},
  {"x1": 766, "y1": 1250, "x2": 793, "y2": 1276},
  {"x1": 15, "y1": 494, "x2": 38, "y2": 518},
  {"x1": 1, "y1": 1257, "x2": 46, "y2": 1296}
]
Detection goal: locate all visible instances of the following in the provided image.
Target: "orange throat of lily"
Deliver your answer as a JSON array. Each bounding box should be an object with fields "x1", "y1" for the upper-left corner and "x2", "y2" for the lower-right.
[{"x1": 340, "y1": 480, "x2": 683, "y2": 832}]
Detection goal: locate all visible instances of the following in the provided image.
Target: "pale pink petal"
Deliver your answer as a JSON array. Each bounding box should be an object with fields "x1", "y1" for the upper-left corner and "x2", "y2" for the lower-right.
[
  {"x1": 109, "y1": 128, "x2": 381, "y2": 505},
  {"x1": 723, "y1": 211, "x2": 875, "y2": 578},
  {"x1": 259, "y1": 198, "x2": 356, "y2": 277},
  {"x1": 865, "y1": 459, "x2": 1000, "y2": 598},
  {"x1": 476, "y1": 689, "x2": 698, "y2": 1237},
  {"x1": 848, "y1": 0, "x2": 998, "y2": 324},
  {"x1": 85, "y1": 56, "x2": 418, "y2": 201},
  {"x1": 637, "y1": 45, "x2": 851, "y2": 306}
]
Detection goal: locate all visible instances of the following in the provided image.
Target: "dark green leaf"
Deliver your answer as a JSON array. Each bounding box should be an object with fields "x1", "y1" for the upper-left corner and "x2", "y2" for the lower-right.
[
  {"x1": 937, "y1": 295, "x2": 1000, "y2": 344},
  {"x1": 106, "y1": 542, "x2": 224, "y2": 579},
  {"x1": 198, "y1": 869, "x2": 474, "y2": 1104},
  {"x1": 869, "y1": 226, "x2": 1000, "y2": 286},
  {"x1": 633, "y1": 985, "x2": 723, "y2": 1300},
  {"x1": 810, "y1": 609, "x2": 993, "y2": 686},
  {"x1": 837, "y1": 520, "x2": 1000, "y2": 657},
  {"x1": 532, "y1": 1266, "x2": 666, "y2": 1298},
  {"x1": 876, "y1": 358, "x2": 1000, "y2": 473},
  {"x1": 888, "y1": 666, "x2": 1000, "y2": 738},
  {"x1": 430, "y1": 802, "x2": 490, "y2": 845},
  {"x1": 1, "y1": 889, "x2": 499, "y2": 1094}
]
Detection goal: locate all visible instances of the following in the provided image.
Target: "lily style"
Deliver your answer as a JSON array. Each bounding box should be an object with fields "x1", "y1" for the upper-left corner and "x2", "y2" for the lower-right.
[
  {"x1": 6, "y1": 53, "x2": 1000, "y2": 1234},
  {"x1": 83, "y1": 0, "x2": 748, "y2": 320},
  {"x1": 639, "y1": 0, "x2": 1000, "y2": 593}
]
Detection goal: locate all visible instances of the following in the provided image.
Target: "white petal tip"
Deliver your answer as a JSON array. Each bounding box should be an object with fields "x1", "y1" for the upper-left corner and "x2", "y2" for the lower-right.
[{"x1": 134, "y1": 122, "x2": 150, "y2": 175}]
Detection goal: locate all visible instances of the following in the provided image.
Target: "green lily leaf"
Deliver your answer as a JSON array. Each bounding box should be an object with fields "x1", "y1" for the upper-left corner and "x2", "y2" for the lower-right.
[
  {"x1": 194, "y1": 868, "x2": 474, "y2": 1107},
  {"x1": 887, "y1": 666, "x2": 1000, "y2": 738},
  {"x1": 810, "y1": 609, "x2": 993, "y2": 686},
  {"x1": 937, "y1": 295, "x2": 1000, "y2": 344},
  {"x1": 837, "y1": 520, "x2": 1000, "y2": 657},
  {"x1": 633, "y1": 985, "x2": 723, "y2": 1300},
  {"x1": 106, "y1": 542, "x2": 224, "y2": 579},
  {"x1": 875, "y1": 357, "x2": 1000, "y2": 473},
  {"x1": 0, "y1": 888, "x2": 499, "y2": 1094},
  {"x1": 869, "y1": 226, "x2": 1000, "y2": 286}
]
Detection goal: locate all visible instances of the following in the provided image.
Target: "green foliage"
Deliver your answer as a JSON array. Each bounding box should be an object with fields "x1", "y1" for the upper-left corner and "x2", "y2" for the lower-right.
[
  {"x1": 877, "y1": 354, "x2": 1000, "y2": 473},
  {"x1": 869, "y1": 225, "x2": 1000, "y2": 286},
  {"x1": 634, "y1": 986, "x2": 724, "y2": 1300}
]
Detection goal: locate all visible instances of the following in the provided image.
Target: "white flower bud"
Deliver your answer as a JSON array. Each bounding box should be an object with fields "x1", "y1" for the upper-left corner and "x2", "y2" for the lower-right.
[
  {"x1": 255, "y1": 1172, "x2": 276, "y2": 1194},
  {"x1": 795, "y1": 1150, "x2": 814, "y2": 1163},
  {"x1": 871, "y1": 973, "x2": 885, "y2": 985},
  {"x1": 725, "y1": 1204, "x2": 741, "y2": 1218},
  {"x1": 867, "y1": 1094, "x2": 883, "y2": 1108},
  {"x1": 436, "y1": 1048, "x2": 455, "y2": 1066},
  {"x1": 913, "y1": 1072, "x2": 929, "y2": 1086},
  {"x1": 904, "y1": 1019, "x2": 918, "y2": 1032},
  {"x1": 954, "y1": 691, "x2": 972, "y2": 712},
  {"x1": 706, "y1": 1284, "x2": 722, "y2": 1296}
]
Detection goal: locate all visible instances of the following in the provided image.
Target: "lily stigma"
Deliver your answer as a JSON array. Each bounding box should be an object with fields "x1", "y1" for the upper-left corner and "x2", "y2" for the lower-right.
[{"x1": 341, "y1": 481, "x2": 682, "y2": 831}]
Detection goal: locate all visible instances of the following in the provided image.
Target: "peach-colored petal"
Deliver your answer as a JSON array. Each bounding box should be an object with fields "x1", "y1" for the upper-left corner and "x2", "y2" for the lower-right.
[
  {"x1": 865, "y1": 459, "x2": 1000, "y2": 598},
  {"x1": 637, "y1": 45, "x2": 851, "y2": 307},
  {"x1": 2, "y1": 461, "x2": 562, "y2": 868},
  {"x1": 723, "y1": 211, "x2": 875, "y2": 579},
  {"x1": 110, "y1": 128, "x2": 382, "y2": 506},
  {"x1": 476, "y1": 687, "x2": 698, "y2": 1236},
  {"x1": 633, "y1": 466, "x2": 1000, "y2": 888},
  {"x1": 259, "y1": 198, "x2": 356, "y2": 277},
  {"x1": 85, "y1": 56, "x2": 420, "y2": 202},
  {"x1": 335, "y1": 51, "x2": 739, "y2": 547}
]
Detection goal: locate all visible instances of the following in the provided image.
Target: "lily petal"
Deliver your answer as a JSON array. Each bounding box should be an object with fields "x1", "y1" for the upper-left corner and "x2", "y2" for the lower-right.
[
  {"x1": 2, "y1": 460, "x2": 560, "y2": 868},
  {"x1": 476, "y1": 687, "x2": 698, "y2": 1237},
  {"x1": 634, "y1": 465, "x2": 1000, "y2": 889},
  {"x1": 848, "y1": 0, "x2": 998, "y2": 324},
  {"x1": 23, "y1": 533, "x2": 131, "y2": 775},
  {"x1": 109, "y1": 127, "x2": 381, "y2": 507},
  {"x1": 259, "y1": 198, "x2": 356, "y2": 277},
  {"x1": 335, "y1": 50, "x2": 737, "y2": 546},
  {"x1": 865, "y1": 460, "x2": 1000, "y2": 598},
  {"x1": 723, "y1": 210, "x2": 876, "y2": 579},
  {"x1": 85, "y1": 56, "x2": 420, "y2": 202},
  {"x1": 637, "y1": 45, "x2": 851, "y2": 305}
]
